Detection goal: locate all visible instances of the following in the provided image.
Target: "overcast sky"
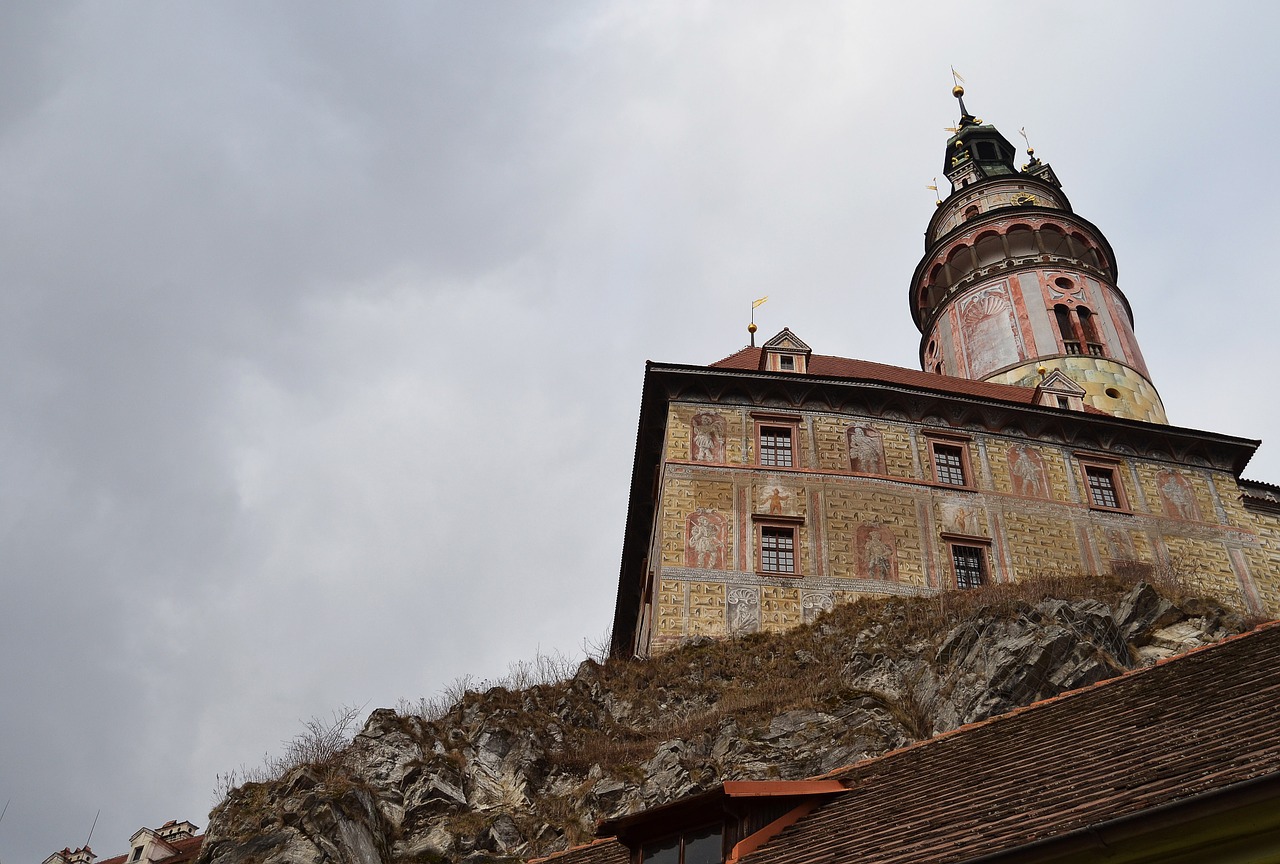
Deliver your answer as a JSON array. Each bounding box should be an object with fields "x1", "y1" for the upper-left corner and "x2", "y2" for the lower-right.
[{"x1": 3, "y1": 2, "x2": 1279, "y2": 860}]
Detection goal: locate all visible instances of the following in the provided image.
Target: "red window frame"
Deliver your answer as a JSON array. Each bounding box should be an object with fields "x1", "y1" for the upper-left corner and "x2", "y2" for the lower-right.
[
  {"x1": 752, "y1": 414, "x2": 801, "y2": 469},
  {"x1": 1076, "y1": 456, "x2": 1130, "y2": 512},
  {"x1": 754, "y1": 517, "x2": 803, "y2": 577},
  {"x1": 926, "y1": 433, "x2": 975, "y2": 489}
]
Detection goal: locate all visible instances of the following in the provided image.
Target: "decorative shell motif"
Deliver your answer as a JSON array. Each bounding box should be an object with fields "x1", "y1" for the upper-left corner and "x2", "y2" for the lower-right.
[{"x1": 961, "y1": 288, "x2": 1011, "y2": 325}]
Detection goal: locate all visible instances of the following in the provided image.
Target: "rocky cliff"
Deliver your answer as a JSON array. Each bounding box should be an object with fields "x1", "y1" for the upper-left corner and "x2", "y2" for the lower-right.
[{"x1": 198, "y1": 577, "x2": 1251, "y2": 864}]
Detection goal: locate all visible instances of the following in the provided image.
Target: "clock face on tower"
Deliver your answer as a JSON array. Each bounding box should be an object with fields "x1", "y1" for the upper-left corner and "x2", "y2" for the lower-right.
[{"x1": 1011, "y1": 193, "x2": 1039, "y2": 206}]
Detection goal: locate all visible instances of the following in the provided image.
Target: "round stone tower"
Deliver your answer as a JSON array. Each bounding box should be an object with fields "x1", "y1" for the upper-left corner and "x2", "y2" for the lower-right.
[{"x1": 909, "y1": 87, "x2": 1167, "y2": 424}]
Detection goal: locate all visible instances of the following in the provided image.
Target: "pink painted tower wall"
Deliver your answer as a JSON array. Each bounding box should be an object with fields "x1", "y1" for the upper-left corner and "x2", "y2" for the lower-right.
[{"x1": 909, "y1": 88, "x2": 1166, "y2": 424}]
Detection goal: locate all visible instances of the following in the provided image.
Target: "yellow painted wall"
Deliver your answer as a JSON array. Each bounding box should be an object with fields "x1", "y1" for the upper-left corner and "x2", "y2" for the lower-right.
[{"x1": 643, "y1": 401, "x2": 1277, "y2": 651}]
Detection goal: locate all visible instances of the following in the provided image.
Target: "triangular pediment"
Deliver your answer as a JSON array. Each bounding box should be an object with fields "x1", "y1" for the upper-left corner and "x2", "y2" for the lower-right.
[
  {"x1": 1037, "y1": 369, "x2": 1086, "y2": 396},
  {"x1": 762, "y1": 328, "x2": 812, "y2": 354}
]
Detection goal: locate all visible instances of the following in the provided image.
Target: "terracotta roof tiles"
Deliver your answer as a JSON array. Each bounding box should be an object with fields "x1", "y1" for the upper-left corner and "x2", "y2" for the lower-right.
[
  {"x1": 741, "y1": 623, "x2": 1280, "y2": 864},
  {"x1": 712, "y1": 347, "x2": 1043, "y2": 404},
  {"x1": 528, "y1": 837, "x2": 629, "y2": 864}
]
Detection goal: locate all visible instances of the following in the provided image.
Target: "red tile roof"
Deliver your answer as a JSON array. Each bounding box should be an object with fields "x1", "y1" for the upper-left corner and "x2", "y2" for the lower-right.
[
  {"x1": 528, "y1": 837, "x2": 630, "y2": 864},
  {"x1": 710, "y1": 346, "x2": 1112, "y2": 412},
  {"x1": 741, "y1": 622, "x2": 1280, "y2": 864}
]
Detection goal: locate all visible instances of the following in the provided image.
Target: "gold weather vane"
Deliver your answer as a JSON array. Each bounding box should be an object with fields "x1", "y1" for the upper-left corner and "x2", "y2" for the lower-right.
[
  {"x1": 926, "y1": 178, "x2": 942, "y2": 206},
  {"x1": 1019, "y1": 126, "x2": 1035, "y2": 157},
  {"x1": 1018, "y1": 126, "x2": 1040, "y2": 170},
  {"x1": 749, "y1": 296, "x2": 768, "y2": 346},
  {"x1": 950, "y1": 68, "x2": 981, "y2": 124}
]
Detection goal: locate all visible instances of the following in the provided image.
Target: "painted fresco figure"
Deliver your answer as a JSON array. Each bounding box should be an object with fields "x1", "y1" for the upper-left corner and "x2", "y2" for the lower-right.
[
  {"x1": 1158, "y1": 472, "x2": 1199, "y2": 520},
  {"x1": 691, "y1": 412, "x2": 726, "y2": 462},
  {"x1": 847, "y1": 424, "x2": 886, "y2": 474},
  {"x1": 684, "y1": 509, "x2": 727, "y2": 569},
  {"x1": 864, "y1": 533, "x2": 893, "y2": 580},
  {"x1": 757, "y1": 484, "x2": 796, "y2": 516},
  {"x1": 857, "y1": 523, "x2": 898, "y2": 581},
  {"x1": 1009, "y1": 445, "x2": 1047, "y2": 498}
]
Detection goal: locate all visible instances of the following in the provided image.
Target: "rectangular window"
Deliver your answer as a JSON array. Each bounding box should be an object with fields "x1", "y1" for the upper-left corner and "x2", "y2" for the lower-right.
[
  {"x1": 932, "y1": 443, "x2": 968, "y2": 486},
  {"x1": 1076, "y1": 457, "x2": 1129, "y2": 512},
  {"x1": 1086, "y1": 466, "x2": 1120, "y2": 508},
  {"x1": 132, "y1": 850, "x2": 144, "y2": 863},
  {"x1": 641, "y1": 826, "x2": 723, "y2": 864},
  {"x1": 759, "y1": 526, "x2": 796, "y2": 574},
  {"x1": 951, "y1": 545, "x2": 986, "y2": 589},
  {"x1": 779, "y1": 355, "x2": 795, "y2": 371},
  {"x1": 758, "y1": 426, "x2": 794, "y2": 468}
]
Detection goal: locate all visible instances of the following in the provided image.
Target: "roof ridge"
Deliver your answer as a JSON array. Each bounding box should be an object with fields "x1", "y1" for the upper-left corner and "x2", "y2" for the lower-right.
[{"x1": 813, "y1": 620, "x2": 1280, "y2": 783}]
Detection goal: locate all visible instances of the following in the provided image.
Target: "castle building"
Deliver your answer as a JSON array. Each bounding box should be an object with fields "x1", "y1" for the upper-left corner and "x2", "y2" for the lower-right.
[
  {"x1": 610, "y1": 88, "x2": 1280, "y2": 658},
  {"x1": 41, "y1": 820, "x2": 202, "y2": 864}
]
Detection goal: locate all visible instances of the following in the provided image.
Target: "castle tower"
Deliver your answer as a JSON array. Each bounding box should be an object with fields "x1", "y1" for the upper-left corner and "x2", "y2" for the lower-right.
[{"x1": 909, "y1": 86, "x2": 1167, "y2": 424}]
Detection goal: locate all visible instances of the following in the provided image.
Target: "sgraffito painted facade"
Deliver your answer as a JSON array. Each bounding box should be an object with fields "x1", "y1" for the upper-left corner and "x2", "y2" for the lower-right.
[{"x1": 609, "y1": 90, "x2": 1280, "y2": 657}]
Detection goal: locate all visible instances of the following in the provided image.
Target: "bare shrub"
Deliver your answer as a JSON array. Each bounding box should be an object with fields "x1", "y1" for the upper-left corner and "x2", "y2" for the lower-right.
[
  {"x1": 211, "y1": 704, "x2": 364, "y2": 805},
  {"x1": 284, "y1": 703, "x2": 363, "y2": 768}
]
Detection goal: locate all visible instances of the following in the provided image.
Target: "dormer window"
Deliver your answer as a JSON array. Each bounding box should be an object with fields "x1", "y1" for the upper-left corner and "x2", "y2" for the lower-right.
[
  {"x1": 1033, "y1": 369, "x2": 1088, "y2": 412},
  {"x1": 760, "y1": 328, "x2": 812, "y2": 374},
  {"x1": 601, "y1": 780, "x2": 844, "y2": 864},
  {"x1": 131, "y1": 849, "x2": 143, "y2": 862},
  {"x1": 641, "y1": 825, "x2": 723, "y2": 864}
]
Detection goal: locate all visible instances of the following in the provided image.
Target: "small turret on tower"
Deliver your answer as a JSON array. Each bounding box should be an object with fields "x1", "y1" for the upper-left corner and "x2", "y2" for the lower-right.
[{"x1": 943, "y1": 85, "x2": 1021, "y2": 190}]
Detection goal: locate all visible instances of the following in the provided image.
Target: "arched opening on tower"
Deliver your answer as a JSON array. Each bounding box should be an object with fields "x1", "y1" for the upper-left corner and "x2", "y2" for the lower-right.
[
  {"x1": 1006, "y1": 226, "x2": 1037, "y2": 259},
  {"x1": 975, "y1": 232, "x2": 1004, "y2": 268},
  {"x1": 1040, "y1": 225, "x2": 1069, "y2": 257},
  {"x1": 1054, "y1": 304, "x2": 1080, "y2": 355}
]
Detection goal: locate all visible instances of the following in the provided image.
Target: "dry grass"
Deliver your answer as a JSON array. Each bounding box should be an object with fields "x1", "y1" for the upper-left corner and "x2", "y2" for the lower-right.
[{"x1": 536, "y1": 568, "x2": 1246, "y2": 781}]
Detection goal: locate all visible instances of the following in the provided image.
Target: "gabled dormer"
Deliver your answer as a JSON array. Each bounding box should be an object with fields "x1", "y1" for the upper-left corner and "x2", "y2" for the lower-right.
[
  {"x1": 127, "y1": 828, "x2": 180, "y2": 864},
  {"x1": 156, "y1": 821, "x2": 198, "y2": 842},
  {"x1": 761, "y1": 328, "x2": 812, "y2": 374},
  {"x1": 598, "y1": 780, "x2": 844, "y2": 864},
  {"x1": 1033, "y1": 368, "x2": 1088, "y2": 412}
]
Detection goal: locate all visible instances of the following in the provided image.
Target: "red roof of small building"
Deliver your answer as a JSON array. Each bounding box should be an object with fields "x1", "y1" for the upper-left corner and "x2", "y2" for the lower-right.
[{"x1": 740, "y1": 622, "x2": 1280, "y2": 864}]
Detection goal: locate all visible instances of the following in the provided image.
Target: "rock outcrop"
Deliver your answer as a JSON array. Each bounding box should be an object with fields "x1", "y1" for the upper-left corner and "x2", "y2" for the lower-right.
[{"x1": 199, "y1": 579, "x2": 1250, "y2": 864}]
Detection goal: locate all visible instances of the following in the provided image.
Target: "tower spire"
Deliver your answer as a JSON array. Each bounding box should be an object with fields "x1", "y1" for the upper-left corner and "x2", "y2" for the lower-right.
[{"x1": 951, "y1": 68, "x2": 979, "y2": 127}]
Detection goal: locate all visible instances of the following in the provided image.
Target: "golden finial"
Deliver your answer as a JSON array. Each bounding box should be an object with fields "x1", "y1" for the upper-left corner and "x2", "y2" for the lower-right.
[
  {"x1": 749, "y1": 296, "x2": 767, "y2": 346},
  {"x1": 1037, "y1": 364, "x2": 1048, "y2": 378},
  {"x1": 1019, "y1": 126, "x2": 1035, "y2": 157},
  {"x1": 926, "y1": 178, "x2": 942, "y2": 206}
]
